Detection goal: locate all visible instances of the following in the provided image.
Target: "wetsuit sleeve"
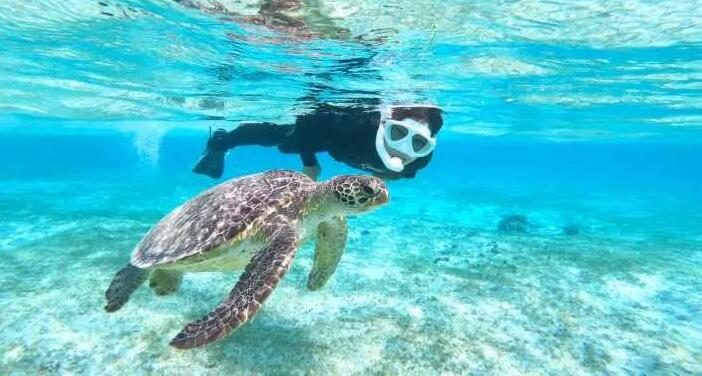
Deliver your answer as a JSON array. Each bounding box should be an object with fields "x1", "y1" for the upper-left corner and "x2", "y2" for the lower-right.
[{"x1": 300, "y1": 152, "x2": 319, "y2": 167}]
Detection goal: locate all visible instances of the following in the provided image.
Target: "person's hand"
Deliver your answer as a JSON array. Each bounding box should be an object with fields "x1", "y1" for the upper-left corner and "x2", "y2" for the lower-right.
[{"x1": 302, "y1": 165, "x2": 321, "y2": 180}]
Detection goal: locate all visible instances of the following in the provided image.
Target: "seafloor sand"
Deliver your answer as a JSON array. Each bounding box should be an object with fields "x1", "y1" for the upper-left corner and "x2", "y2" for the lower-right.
[{"x1": 1, "y1": 177, "x2": 700, "y2": 375}]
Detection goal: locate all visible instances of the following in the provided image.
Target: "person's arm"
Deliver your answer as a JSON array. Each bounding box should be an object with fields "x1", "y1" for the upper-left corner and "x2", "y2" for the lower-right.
[{"x1": 300, "y1": 152, "x2": 321, "y2": 180}]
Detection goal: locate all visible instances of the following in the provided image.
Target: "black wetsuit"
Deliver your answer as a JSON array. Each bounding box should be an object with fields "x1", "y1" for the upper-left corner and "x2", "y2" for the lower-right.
[{"x1": 217, "y1": 105, "x2": 433, "y2": 179}]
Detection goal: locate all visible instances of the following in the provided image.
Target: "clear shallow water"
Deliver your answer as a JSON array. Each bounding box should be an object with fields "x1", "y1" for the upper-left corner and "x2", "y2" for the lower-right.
[
  {"x1": 1, "y1": 0, "x2": 702, "y2": 375},
  {"x1": 2, "y1": 0, "x2": 702, "y2": 139}
]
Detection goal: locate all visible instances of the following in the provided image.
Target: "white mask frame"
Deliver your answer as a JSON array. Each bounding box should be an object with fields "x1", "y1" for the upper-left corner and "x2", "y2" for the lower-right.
[{"x1": 375, "y1": 107, "x2": 437, "y2": 172}]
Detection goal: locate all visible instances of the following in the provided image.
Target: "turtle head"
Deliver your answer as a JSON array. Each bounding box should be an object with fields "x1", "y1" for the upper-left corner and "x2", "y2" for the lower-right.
[{"x1": 326, "y1": 175, "x2": 389, "y2": 213}]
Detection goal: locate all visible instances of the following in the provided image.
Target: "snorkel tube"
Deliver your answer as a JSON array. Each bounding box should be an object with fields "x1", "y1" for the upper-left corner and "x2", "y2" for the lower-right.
[{"x1": 375, "y1": 107, "x2": 405, "y2": 172}]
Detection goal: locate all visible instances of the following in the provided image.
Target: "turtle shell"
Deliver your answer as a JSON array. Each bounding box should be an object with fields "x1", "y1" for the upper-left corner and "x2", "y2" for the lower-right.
[{"x1": 131, "y1": 170, "x2": 312, "y2": 268}]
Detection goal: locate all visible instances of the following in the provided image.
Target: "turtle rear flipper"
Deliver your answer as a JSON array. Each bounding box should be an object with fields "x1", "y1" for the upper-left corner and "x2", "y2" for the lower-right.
[
  {"x1": 105, "y1": 264, "x2": 150, "y2": 312},
  {"x1": 149, "y1": 269, "x2": 183, "y2": 296},
  {"x1": 170, "y1": 226, "x2": 298, "y2": 349}
]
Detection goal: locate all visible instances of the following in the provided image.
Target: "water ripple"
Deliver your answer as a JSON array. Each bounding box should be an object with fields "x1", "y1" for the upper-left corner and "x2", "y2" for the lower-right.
[{"x1": 0, "y1": 0, "x2": 700, "y2": 137}]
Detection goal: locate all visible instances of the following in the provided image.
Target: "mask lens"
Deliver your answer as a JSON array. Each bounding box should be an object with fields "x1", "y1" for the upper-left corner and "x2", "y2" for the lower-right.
[
  {"x1": 390, "y1": 123, "x2": 408, "y2": 141},
  {"x1": 412, "y1": 134, "x2": 428, "y2": 152}
]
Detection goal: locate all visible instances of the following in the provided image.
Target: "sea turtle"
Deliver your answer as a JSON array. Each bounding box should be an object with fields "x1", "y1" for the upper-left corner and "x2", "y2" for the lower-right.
[{"x1": 104, "y1": 170, "x2": 388, "y2": 349}]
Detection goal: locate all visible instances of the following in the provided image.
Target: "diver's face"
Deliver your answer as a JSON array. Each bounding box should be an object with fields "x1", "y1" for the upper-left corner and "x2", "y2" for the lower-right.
[
  {"x1": 383, "y1": 117, "x2": 435, "y2": 165},
  {"x1": 389, "y1": 106, "x2": 443, "y2": 134},
  {"x1": 384, "y1": 138, "x2": 417, "y2": 165}
]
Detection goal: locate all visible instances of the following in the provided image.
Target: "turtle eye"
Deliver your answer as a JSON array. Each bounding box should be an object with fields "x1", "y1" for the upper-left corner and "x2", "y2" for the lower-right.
[{"x1": 361, "y1": 184, "x2": 375, "y2": 196}]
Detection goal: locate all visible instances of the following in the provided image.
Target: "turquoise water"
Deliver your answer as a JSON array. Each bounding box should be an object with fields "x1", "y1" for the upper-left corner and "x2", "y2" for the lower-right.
[{"x1": 2, "y1": 1, "x2": 702, "y2": 374}]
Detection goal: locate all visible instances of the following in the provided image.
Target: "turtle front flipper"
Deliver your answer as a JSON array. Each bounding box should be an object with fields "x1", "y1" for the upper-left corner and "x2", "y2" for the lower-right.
[
  {"x1": 170, "y1": 225, "x2": 299, "y2": 349},
  {"x1": 307, "y1": 216, "x2": 347, "y2": 290},
  {"x1": 105, "y1": 264, "x2": 150, "y2": 312}
]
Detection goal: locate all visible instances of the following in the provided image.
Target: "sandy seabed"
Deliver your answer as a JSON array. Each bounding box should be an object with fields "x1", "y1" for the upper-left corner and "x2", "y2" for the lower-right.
[{"x1": 1, "y1": 179, "x2": 700, "y2": 375}]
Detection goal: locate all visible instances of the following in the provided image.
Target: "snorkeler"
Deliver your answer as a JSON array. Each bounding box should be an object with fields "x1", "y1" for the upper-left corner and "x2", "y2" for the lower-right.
[
  {"x1": 182, "y1": 0, "x2": 441, "y2": 180},
  {"x1": 192, "y1": 104, "x2": 443, "y2": 180}
]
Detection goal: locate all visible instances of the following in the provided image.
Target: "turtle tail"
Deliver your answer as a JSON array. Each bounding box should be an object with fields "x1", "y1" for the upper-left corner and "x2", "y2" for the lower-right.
[{"x1": 104, "y1": 263, "x2": 150, "y2": 312}]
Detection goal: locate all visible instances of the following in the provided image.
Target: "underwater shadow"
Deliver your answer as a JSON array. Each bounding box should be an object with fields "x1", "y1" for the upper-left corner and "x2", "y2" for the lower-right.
[{"x1": 201, "y1": 317, "x2": 320, "y2": 372}]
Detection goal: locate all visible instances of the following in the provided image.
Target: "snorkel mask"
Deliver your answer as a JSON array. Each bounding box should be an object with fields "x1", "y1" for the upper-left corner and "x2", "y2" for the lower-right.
[{"x1": 375, "y1": 107, "x2": 437, "y2": 172}]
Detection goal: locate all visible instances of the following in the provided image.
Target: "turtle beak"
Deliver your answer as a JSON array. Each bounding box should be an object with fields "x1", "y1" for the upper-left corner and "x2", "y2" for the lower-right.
[{"x1": 374, "y1": 188, "x2": 389, "y2": 205}]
